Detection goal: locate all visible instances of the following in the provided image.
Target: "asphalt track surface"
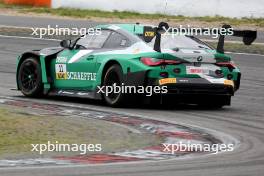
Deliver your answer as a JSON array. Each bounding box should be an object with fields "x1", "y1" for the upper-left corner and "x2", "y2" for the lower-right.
[
  {"x1": 0, "y1": 14, "x2": 264, "y2": 43},
  {"x1": 0, "y1": 16, "x2": 264, "y2": 176}
]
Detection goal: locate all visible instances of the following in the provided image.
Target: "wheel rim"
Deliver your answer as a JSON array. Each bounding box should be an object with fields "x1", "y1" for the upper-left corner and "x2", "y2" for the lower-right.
[
  {"x1": 20, "y1": 61, "x2": 38, "y2": 92},
  {"x1": 105, "y1": 71, "x2": 121, "y2": 102}
]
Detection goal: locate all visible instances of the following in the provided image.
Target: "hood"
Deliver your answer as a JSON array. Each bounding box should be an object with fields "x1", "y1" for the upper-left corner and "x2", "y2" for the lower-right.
[{"x1": 40, "y1": 47, "x2": 64, "y2": 56}]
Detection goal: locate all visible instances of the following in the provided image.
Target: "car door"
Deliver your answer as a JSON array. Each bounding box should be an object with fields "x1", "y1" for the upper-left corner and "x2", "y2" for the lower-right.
[{"x1": 53, "y1": 30, "x2": 111, "y2": 90}]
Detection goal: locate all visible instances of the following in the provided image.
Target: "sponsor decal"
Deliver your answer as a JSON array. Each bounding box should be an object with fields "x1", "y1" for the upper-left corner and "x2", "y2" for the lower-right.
[
  {"x1": 55, "y1": 64, "x2": 67, "y2": 79},
  {"x1": 120, "y1": 39, "x2": 127, "y2": 46},
  {"x1": 144, "y1": 31, "x2": 155, "y2": 37},
  {"x1": 67, "y1": 72, "x2": 96, "y2": 81},
  {"x1": 186, "y1": 66, "x2": 209, "y2": 75},
  {"x1": 178, "y1": 79, "x2": 189, "y2": 83},
  {"x1": 197, "y1": 56, "x2": 203, "y2": 62},
  {"x1": 159, "y1": 78, "x2": 177, "y2": 85},
  {"x1": 56, "y1": 57, "x2": 68, "y2": 63},
  {"x1": 55, "y1": 64, "x2": 96, "y2": 81},
  {"x1": 143, "y1": 26, "x2": 156, "y2": 43},
  {"x1": 224, "y1": 80, "x2": 234, "y2": 87}
]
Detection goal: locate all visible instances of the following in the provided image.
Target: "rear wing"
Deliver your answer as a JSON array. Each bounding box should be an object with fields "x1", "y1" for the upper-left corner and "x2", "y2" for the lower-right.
[
  {"x1": 217, "y1": 24, "x2": 257, "y2": 53},
  {"x1": 143, "y1": 22, "x2": 169, "y2": 52},
  {"x1": 142, "y1": 22, "x2": 257, "y2": 54}
]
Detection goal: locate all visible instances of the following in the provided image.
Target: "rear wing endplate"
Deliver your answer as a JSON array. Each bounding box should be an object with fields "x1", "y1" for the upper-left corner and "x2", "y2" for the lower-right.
[{"x1": 217, "y1": 24, "x2": 257, "y2": 53}]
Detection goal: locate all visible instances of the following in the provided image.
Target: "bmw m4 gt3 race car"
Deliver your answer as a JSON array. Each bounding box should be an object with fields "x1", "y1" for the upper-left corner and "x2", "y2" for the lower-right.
[{"x1": 16, "y1": 22, "x2": 256, "y2": 107}]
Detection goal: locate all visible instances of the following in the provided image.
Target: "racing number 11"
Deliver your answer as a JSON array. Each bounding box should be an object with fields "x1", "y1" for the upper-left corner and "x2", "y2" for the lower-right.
[{"x1": 55, "y1": 64, "x2": 67, "y2": 80}]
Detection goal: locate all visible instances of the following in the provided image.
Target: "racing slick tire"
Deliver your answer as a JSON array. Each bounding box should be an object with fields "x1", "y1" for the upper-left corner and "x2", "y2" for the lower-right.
[
  {"x1": 17, "y1": 57, "x2": 43, "y2": 97},
  {"x1": 102, "y1": 64, "x2": 126, "y2": 107}
]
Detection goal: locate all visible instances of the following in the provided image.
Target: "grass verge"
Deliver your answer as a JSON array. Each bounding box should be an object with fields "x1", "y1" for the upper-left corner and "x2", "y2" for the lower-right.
[
  {"x1": 0, "y1": 2, "x2": 264, "y2": 28},
  {"x1": 0, "y1": 105, "x2": 162, "y2": 159}
]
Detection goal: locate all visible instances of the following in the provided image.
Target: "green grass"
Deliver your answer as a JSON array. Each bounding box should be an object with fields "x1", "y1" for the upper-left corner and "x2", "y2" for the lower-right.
[
  {"x1": 0, "y1": 106, "x2": 162, "y2": 159},
  {"x1": 0, "y1": 2, "x2": 264, "y2": 27},
  {"x1": 23, "y1": 8, "x2": 264, "y2": 27}
]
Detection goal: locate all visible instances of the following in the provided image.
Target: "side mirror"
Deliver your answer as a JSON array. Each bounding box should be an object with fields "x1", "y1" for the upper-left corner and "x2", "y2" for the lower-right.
[{"x1": 60, "y1": 40, "x2": 71, "y2": 48}]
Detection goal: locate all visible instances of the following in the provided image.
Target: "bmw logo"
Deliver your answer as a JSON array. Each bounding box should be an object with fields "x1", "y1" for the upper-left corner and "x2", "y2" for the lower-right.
[{"x1": 197, "y1": 56, "x2": 203, "y2": 62}]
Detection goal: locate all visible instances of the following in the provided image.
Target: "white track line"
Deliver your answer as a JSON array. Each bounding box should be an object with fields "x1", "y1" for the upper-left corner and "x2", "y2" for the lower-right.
[
  {"x1": 203, "y1": 39, "x2": 264, "y2": 45},
  {"x1": 0, "y1": 34, "x2": 60, "y2": 41},
  {"x1": 0, "y1": 25, "x2": 32, "y2": 29},
  {"x1": 226, "y1": 51, "x2": 264, "y2": 57}
]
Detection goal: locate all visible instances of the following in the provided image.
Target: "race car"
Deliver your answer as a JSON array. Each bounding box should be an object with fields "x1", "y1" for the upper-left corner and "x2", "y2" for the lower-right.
[{"x1": 16, "y1": 22, "x2": 256, "y2": 107}]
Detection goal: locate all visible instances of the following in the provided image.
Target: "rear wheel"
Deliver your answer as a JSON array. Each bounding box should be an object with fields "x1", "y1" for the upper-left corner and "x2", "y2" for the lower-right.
[
  {"x1": 102, "y1": 64, "x2": 126, "y2": 107},
  {"x1": 18, "y1": 57, "x2": 43, "y2": 97}
]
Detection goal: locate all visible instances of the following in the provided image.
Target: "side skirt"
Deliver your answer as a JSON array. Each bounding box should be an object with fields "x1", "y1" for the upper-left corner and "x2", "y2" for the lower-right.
[{"x1": 48, "y1": 89, "x2": 102, "y2": 100}]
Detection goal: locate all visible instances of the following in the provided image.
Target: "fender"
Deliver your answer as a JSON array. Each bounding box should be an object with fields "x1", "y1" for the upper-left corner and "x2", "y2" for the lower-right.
[
  {"x1": 17, "y1": 47, "x2": 64, "y2": 94},
  {"x1": 95, "y1": 58, "x2": 148, "y2": 89}
]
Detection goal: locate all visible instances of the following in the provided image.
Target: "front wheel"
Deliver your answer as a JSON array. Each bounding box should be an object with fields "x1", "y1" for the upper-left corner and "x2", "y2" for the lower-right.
[
  {"x1": 17, "y1": 57, "x2": 43, "y2": 97},
  {"x1": 102, "y1": 64, "x2": 126, "y2": 107}
]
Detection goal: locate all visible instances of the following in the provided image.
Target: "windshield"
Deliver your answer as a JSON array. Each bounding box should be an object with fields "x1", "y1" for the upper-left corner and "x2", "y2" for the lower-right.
[{"x1": 143, "y1": 34, "x2": 213, "y2": 50}]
